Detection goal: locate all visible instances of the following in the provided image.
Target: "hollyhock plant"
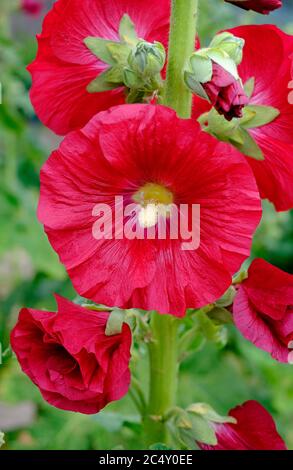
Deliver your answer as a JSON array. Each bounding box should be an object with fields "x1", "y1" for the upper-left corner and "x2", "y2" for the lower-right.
[
  {"x1": 233, "y1": 258, "x2": 293, "y2": 363},
  {"x1": 21, "y1": 0, "x2": 44, "y2": 15},
  {"x1": 194, "y1": 25, "x2": 293, "y2": 211},
  {"x1": 201, "y1": 62, "x2": 248, "y2": 120},
  {"x1": 37, "y1": 104, "x2": 261, "y2": 317},
  {"x1": 28, "y1": 0, "x2": 170, "y2": 135},
  {"x1": 225, "y1": 0, "x2": 282, "y2": 14},
  {"x1": 10, "y1": 295, "x2": 132, "y2": 414},
  {"x1": 199, "y1": 401, "x2": 287, "y2": 450}
]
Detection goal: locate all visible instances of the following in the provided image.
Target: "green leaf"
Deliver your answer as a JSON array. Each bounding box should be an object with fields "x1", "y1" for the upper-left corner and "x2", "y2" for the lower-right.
[
  {"x1": 244, "y1": 77, "x2": 255, "y2": 99},
  {"x1": 241, "y1": 105, "x2": 280, "y2": 129},
  {"x1": 119, "y1": 14, "x2": 138, "y2": 45},
  {"x1": 194, "y1": 311, "x2": 228, "y2": 348},
  {"x1": 105, "y1": 308, "x2": 125, "y2": 336}
]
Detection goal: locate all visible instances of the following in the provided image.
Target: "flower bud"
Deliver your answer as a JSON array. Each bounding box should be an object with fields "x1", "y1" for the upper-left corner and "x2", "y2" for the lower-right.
[
  {"x1": 210, "y1": 32, "x2": 245, "y2": 65},
  {"x1": 224, "y1": 0, "x2": 282, "y2": 15},
  {"x1": 127, "y1": 40, "x2": 166, "y2": 77}
]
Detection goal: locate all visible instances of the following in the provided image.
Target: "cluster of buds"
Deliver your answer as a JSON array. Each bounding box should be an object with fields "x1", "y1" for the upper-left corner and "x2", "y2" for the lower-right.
[{"x1": 84, "y1": 14, "x2": 166, "y2": 103}]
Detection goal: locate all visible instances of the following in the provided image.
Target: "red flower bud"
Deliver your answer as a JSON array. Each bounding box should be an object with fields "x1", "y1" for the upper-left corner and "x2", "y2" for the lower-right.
[
  {"x1": 225, "y1": 0, "x2": 282, "y2": 15},
  {"x1": 21, "y1": 0, "x2": 43, "y2": 15},
  {"x1": 202, "y1": 62, "x2": 248, "y2": 121},
  {"x1": 10, "y1": 296, "x2": 132, "y2": 414}
]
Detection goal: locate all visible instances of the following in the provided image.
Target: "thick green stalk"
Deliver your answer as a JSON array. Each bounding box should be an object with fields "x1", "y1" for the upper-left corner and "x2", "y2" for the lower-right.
[
  {"x1": 164, "y1": 0, "x2": 198, "y2": 118},
  {"x1": 142, "y1": 0, "x2": 199, "y2": 447},
  {"x1": 143, "y1": 313, "x2": 179, "y2": 446}
]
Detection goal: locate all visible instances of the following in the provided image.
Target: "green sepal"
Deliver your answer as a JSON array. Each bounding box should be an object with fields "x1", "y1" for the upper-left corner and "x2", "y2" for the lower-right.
[
  {"x1": 105, "y1": 308, "x2": 125, "y2": 336},
  {"x1": 84, "y1": 37, "x2": 119, "y2": 66},
  {"x1": 184, "y1": 71, "x2": 209, "y2": 100},
  {"x1": 87, "y1": 68, "x2": 123, "y2": 93},
  {"x1": 198, "y1": 108, "x2": 265, "y2": 161},
  {"x1": 244, "y1": 77, "x2": 255, "y2": 99},
  {"x1": 189, "y1": 53, "x2": 213, "y2": 83},
  {"x1": 119, "y1": 14, "x2": 138, "y2": 45},
  {"x1": 207, "y1": 307, "x2": 233, "y2": 325},
  {"x1": 187, "y1": 403, "x2": 237, "y2": 425},
  {"x1": 177, "y1": 412, "x2": 217, "y2": 447},
  {"x1": 241, "y1": 105, "x2": 280, "y2": 129},
  {"x1": 209, "y1": 32, "x2": 245, "y2": 65},
  {"x1": 193, "y1": 309, "x2": 228, "y2": 348},
  {"x1": 215, "y1": 285, "x2": 236, "y2": 308},
  {"x1": 205, "y1": 48, "x2": 239, "y2": 80}
]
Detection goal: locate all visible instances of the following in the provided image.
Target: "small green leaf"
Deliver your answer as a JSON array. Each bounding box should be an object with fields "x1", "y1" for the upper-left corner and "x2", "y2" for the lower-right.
[
  {"x1": 194, "y1": 311, "x2": 228, "y2": 348},
  {"x1": 207, "y1": 307, "x2": 233, "y2": 325},
  {"x1": 119, "y1": 14, "x2": 138, "y2": 44},
  {"x1": 105, "y1": 308, "x2": 125, "y2": 336},
  {"x1": 107, "y1": 42, "x2": 131, "y2": 64},
  {"x1": 244, "y1": 77, "x2": 255, "y2": 99},
  {"x1": 241, "y1": 105, "x2": 280, "y2": 129}
]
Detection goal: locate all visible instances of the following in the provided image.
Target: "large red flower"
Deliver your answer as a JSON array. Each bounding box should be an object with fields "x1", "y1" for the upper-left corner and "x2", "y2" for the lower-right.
[
  {"x1": 11, "y1": 295, "x2": 132, "y2": 414},
  {"x1": 199, "y1": 401, "x2": 287, "y2": 450},
  {"x1": 28, "y1": 0, "x2": 170, "y2": 135},
  {"x1": 194, "y1": 25, "x2": 293, "y2": 211},
  {"x1": 233, "y1": 258, "x2": 293, "y2": 363},
  {"x1": 38, "y1": 104, "x2": 261, "y2": 317}
]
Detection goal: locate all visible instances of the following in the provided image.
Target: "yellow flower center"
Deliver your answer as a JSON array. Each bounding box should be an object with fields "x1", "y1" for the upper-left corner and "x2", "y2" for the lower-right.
[{"x1": 133, "y1": 183, "x2": 174, "y2": 228}]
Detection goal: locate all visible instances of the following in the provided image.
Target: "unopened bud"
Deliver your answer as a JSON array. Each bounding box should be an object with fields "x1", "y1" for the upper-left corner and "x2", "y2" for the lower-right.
[
  {"x1": 209, "y1": 32, "x2": 245, "y2": 65},
  {"x1": 128, "y1": 40, "x2": 166, "y2": 77}
]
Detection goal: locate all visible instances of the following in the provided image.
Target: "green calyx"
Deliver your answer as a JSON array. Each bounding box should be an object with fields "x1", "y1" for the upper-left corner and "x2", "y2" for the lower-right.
[
  {"x1": 198, "y1": 94, "x2": 280, "y2": 161},
  {"x1": 84, "y1": 14, "x2": 166, "y2": 102}
]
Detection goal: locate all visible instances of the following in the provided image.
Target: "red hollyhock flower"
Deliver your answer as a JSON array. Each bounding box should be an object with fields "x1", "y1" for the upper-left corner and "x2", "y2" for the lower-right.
[
  {"x1": 38, "y1": 104, "x2": 261, "y2": 317},
  {"x1": 199, "y1": 401, "x2": 287, "y2": 450},
  {"x1": 225, "y1": 0, "x2": 282, "y2": 14},
  {"x1": 11, "y1": 295, "x2": 132, "y2": 414},
  {"x1": 233, "y1": 258, "x2": 293, "y2": 363},
  {"x1": 194, "y1": 25, "x2": 293, "y2": 211},
  {"x1": 202, "y1": 62, "x2": 248, "y2": 121},
  {"x1": 21, "y1": 0, "x2": 43, "y2": 15},
  {"x1": 27, "y1": 0, "x2": 170, "y2": 135}
]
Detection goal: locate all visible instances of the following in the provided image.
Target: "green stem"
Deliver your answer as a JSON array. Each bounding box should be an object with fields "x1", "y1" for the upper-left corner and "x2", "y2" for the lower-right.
[
  {"x1": 142, "y1": 0, "x2": 199, "y2": 447},
  {"x1": 164, "y1": 0, "x2": 199, "y2": 118},
  {"x1": 143, "y1": 313, "x2": 179, "y2": 446}
]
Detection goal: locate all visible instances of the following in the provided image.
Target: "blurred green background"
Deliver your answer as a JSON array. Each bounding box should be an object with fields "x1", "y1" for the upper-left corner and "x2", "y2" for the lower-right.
[{"x1": 0, "y1": 0, "x2": 293, "y2": 450}]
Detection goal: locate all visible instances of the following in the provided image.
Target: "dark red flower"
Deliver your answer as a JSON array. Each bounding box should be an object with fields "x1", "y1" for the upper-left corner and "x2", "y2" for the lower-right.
[
  {"x1": 194, "y1": 25, "x2": 293, "y2": 211},
  {"x1": 38, "y1": 104, "x2": 261, "y2": 317},
  {"x1": 199, "y1": 401, "x2": 287, "y2": 450},
  {"x1": 28, "y1": 0, "x2": 170, "y2": 135},
  {"x1": 202, "y1": 62, "x2": 248, "y2": 121},
  {"x1": 21, "y1": 0, "x2": 43, "y2": 15},
  {"x1": 233, "y1": 258, "x2": 293, "y2": 363},
  {"x1": 10, "y1": 295, "x2": 132, "y2": 414},
  {"x1": 225, "y1": 0, "x2": 282, "y2": 14}
]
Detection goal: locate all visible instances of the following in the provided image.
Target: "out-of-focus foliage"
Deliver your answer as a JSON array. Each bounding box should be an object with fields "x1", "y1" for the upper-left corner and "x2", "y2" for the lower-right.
[{"x1": 0, "y1": 0, "x2": 292, "y2": 451}]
